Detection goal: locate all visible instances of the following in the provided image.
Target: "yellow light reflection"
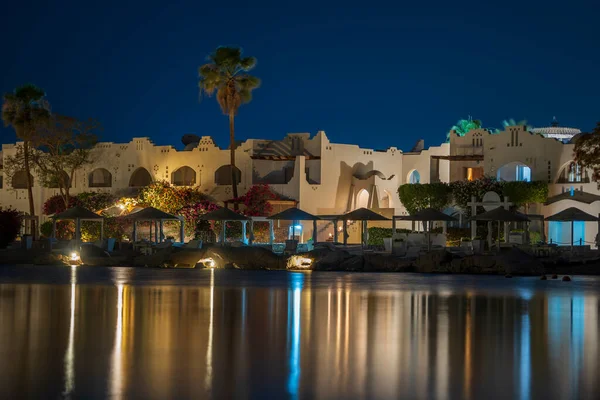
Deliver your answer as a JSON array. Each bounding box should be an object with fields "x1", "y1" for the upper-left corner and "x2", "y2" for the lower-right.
[
  {"x1": 205, "y1": 269, "x2": 214, "y2": 390},
  {"x1": 63, "y1": 266, "x2": 77, "y2": 397},
  {"x1": 109, "y1": 284, "x2": 124, "y2": 398}
]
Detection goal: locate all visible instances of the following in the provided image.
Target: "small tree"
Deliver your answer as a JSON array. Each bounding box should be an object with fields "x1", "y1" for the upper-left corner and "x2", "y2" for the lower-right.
[
  {"x1": 32, "y1": 115, "x2": 100, "y2": 208},
  {"x1": 574, "y1": 122, "x2": 600, "y2": 186},
  {"x1": 397, "y1": 183, "x2": 452, "y2": 214}
]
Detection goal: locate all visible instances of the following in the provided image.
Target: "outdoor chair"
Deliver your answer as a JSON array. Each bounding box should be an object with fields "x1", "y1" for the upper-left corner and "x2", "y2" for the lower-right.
[{"x1": 284, "y1": 239, "x2": 299, "y2": 256}]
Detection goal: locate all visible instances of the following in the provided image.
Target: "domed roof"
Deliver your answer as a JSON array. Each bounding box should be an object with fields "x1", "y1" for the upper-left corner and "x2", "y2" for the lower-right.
[
  {"x1": 531, "y1": 126, "x2": 581, "y2": 136},
  {"x1": 531, "y1": 117, "x2": 580, "y2": 141}
]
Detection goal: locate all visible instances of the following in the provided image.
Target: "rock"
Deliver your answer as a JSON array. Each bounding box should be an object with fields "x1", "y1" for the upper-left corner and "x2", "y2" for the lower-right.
[
  {"x1": 172, "y1": 245, "x2": 287, "y2": 270},
  {"x1": 80, "y1": 244, "x2": 110, "y2": 259},
  {"x1": 310, "y1": 247, "x2": 352, "y2": 271},
  {"x1": 364, "y1": 254, "x2": 413, "y2": 272},
  {"x1": 133, "y1": 247, "x2": 174, "y2": 268},
  {"x1": 540, "y1": 275, "x2": 547, "y2": 280},
  {"x1": 552, "y1": 274, "x2": 558, "y2": 279},
  {"x1": 562, "y1": 276, "x2": 572, "y2": 281}
]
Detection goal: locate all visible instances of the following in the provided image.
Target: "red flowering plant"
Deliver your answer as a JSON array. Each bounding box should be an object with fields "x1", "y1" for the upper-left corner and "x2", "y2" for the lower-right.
[
  {"x1": 224, "y1": 184, "x2": 281, "y2": 242},
  {"x1": 179, "y1": 201, "x2": 219, "y2": 239},
  {"x1": 43, "y1": 194, "x2": 80, "y2": 215}
]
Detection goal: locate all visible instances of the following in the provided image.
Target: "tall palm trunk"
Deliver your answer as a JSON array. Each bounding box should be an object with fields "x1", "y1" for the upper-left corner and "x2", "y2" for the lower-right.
[
  {"x1": 229, "y1": 111, "x2": 239, "y2": 209},
  {"x1": 22, "y1": 139, "x2": 36, "y2": 239}
]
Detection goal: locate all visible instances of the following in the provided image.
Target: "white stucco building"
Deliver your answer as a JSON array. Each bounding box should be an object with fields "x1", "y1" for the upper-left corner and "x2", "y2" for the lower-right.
[{"x1": 1, "y1": 124, "x2": 597, "y2": 245}]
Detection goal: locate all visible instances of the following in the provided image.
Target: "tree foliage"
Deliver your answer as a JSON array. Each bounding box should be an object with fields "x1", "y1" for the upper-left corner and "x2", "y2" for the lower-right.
[
  {"x1": 398, "y1": 178, "x2": 548, "y2": 216},
  {"x1": 574, "y1": 122, "x2": 600, "y2": 187},
  {"x1": 137, "y1": 181, "x2": 211, "y2": 214},
  {"x1": 502, "y1": 181, "x2": 548, "y2": 207},
  {"x1": 397, "y1": 183, "x2": 452, "y2": 214},
  {"x1": 32, "y1": 115, "x2": 101, "y2": 207},
  {"x1": 232, "y1": 184, "x2": 279, "y2": 216},
  {"x1": 446, "y1": 116, "x2": 482, "y2": 140}
]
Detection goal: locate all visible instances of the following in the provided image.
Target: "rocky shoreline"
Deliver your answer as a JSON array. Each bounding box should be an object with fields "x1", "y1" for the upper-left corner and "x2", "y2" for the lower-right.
[{"x1": 2, "y1": 244, "x2": 599, "y2": 276}]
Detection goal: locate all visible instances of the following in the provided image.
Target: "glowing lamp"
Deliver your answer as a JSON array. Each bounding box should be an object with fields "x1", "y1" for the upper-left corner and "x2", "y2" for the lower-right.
[
  {"x1": 197, "y1": 257, "x2": 216, "y2": 268},
  {"x1": 287, "y1": 255, "x2": 313, "y2": 269}
]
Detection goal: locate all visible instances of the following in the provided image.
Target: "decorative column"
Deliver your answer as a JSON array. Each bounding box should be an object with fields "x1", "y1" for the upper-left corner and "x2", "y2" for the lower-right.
[
  {"x1": 487, "y1": 221, "x2": 492, "y2": 250},
  {"x1": 133, "y1": 221, "x2": 138, "y2": 242},
  {"x1": 269, "y1": 220, "x2": 275, "y2": 246},
  {"x1": 249, "y1": 220, "x2": 255, "y2": 245},
  {"x1": 312, "y1": 219, "x2": 318, "y2": 244},
  {"x1": 154, "y1": 220, "x2": 159, "y2": 243},
  {"x1": 334, "y1": 220, "x2": 339, "y2": 243},
  {"x1": 392, "y1": 216, "x2": 397, "y2": 236},
  {"x1": 343, "y1": 219, "x2": 348, "y2": 245},
  {"x1": 470, "y1": 196, "x2": 477, "y2": 239},
  {"x1": 242, "y1": 221, "x2": 248, "y2": 245},
  {"x1": 75, "y1": 218, "x2": 81, "y2": 249},
  {"x1": 503, "y1": 196, "x2": 510, "y2": 243},
  {"x1": 159, "y1": 220, "x2": 164, "y2": 243},
  {"x1": 221, "y1": 220, "x2": 227, "y2": 245},
  {"x1": 179, "y1": 217, "x2": 184, "y2": 243}
]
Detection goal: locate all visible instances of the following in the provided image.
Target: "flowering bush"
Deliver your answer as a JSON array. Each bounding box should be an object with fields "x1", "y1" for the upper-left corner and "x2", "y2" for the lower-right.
[
  {"x1": 43, "y1": 195, "x2": 79, "y2": 215},
  {"x1": 137, "y1": 181, "x2": 210, "y2": 214},
  {"x1": 179, "y1": 201, "x2": 219, "y2": 238},
  {"x1": 77, "y1": 192, "x2": 117, "y2": 212},
  {"x1": 231, "y1": 184, "x2": 279, "y2": 216},
  {"x1": 0, "y1": 208, "x2": 22, "y2": 248}
]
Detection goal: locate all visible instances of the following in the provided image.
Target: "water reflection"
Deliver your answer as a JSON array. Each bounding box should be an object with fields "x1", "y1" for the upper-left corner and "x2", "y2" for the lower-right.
[{"x1": 0, "y1": 269, "x2": 598, "y2": 399}]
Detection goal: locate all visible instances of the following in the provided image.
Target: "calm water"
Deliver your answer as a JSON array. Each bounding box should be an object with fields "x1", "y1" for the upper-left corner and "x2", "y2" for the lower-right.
[{"x1": 0, "y1": 266, "x2": 599, "y2": 400}]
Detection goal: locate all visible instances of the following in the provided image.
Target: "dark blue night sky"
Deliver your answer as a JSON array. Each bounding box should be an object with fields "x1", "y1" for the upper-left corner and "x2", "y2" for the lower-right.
[{"x1": 1, "y1": 0, "x2": 598, "y2": 151}]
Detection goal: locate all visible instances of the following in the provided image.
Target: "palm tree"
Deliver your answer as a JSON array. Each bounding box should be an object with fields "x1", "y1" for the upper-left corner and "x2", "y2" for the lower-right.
[
  {"x1": 446, "y1": 116, "x2": 482, "y2": 140},
  {"x1": 2, "y1": 84, "x2": 50, "y2": 238},
  {"x1": 198, "y1": 46, "x2": 260, "y2": 204}
]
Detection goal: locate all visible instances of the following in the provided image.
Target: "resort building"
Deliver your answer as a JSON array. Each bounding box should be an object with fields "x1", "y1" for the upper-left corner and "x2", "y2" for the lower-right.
[{"x1": 0, "y1": 122, "x2": 598, "y2": 246}]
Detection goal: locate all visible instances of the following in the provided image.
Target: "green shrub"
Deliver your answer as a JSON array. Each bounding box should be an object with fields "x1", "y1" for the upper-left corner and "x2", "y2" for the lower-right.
[
  {"x1": 40, "y1": 221, "x2": 53, "y2": 238},
  {"x1": 367, "y1": 227, "x2": 393, "y2": 245}
]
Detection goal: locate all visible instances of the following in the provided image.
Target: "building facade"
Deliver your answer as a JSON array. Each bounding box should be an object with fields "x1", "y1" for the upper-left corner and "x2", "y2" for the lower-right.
[{"x1": 1, "y1": 125, "x2": 597, "y2": 245}]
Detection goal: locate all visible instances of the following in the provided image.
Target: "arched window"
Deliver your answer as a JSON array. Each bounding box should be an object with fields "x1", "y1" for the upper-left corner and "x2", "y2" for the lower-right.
[
  {"x1": 89, "y1": 168, "x2": 112, "y2": 188},
  {"x1": 496, "y1": 162, "x2": 531, "y2": 182},
  {"x1": 356, "y1": 189, "x2": 369, "y2": 209},
  {"x1": 381, "y1": 190, "x2": 393, "y2": 208},
  {"x1": 408, "y1": 170, "x2": 420, "y2": 184},
  {"x1": 129, "y1": 167, "x2": 153, "y2": 187},
  {"x1": 48, "y1": 171, "x2": 71, "y2": 188},
  {"x1": 11, "y1": 170, "x2": 33, "y2": 189},
  {"x1": 171, "y1": 166, "x2": 196, "y2": 186},
  {"x1": 215, "y1": 165, "x2": 241, "y2": 186}
]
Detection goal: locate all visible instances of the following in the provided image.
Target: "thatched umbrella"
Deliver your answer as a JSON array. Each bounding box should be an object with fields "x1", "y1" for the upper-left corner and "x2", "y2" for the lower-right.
[
  {"x1": 545, "y1": 207, "x2": 598, "y2": 249},
  {"x1": 52, "y1": 206, "x2": 104, "y2": 247},
  {"x1": 399, "y1": 208, "x2": 457, "y2": 251},
  {"x1": 472, "y1": 207, "x2": 530, "y2": 249},
  {"x1": 268, "y1": 207, "x2": 320, "y2": 243},
  {"x1": 199, "y1": 207, "x2": 250, "y2": 245},
  {"x1": 122, "y1": 207, "x2": 183, "y2": 243},
  {"x1": 338, "y1": 208, "x2": 390, "y2": 246}
]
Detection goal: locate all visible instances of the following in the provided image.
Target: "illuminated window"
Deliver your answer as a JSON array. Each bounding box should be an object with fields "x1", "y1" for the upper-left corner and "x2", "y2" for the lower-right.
[
  {"x1": 408, "y1": 170, "x2": 420, "y2": 184},
  {"x1": 466, "y1": 167, "x2": 483, "y2": 181}
]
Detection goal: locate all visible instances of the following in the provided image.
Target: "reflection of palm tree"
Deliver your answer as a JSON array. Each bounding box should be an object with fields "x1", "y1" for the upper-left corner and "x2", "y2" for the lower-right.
[{"x1": 447, "y1": 116, "x2": 482, "y2": 140}]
